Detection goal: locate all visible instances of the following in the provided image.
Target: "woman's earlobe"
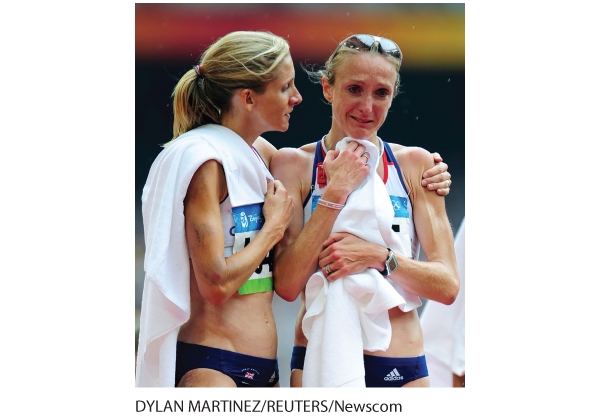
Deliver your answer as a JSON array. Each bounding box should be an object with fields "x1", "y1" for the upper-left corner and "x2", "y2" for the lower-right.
[{"x1": 322, "y1": 84, "x2": 333, "y2": 103}]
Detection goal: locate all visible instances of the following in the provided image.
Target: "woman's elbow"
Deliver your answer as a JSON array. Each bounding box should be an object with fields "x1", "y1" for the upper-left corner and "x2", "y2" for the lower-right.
[
  {"x1": 201, "y1": 287, "x2": 228, "y2": 306},
  {"x1": 273, "y1": 269, "x2": 300, "y2": 302},
  {"x1": 197, "y1": 273, "x2": 229, "y2": 306},
  {"x1": 280, "y1": 292, "x2": 299, "y2": 303},
  {"x1": 274, "y1": 284, "x2": 299, "y2": 303},
  {"x1": 206, "y1": 291, "x2": 228, "y2": 306},
  {"x1": 440, "y1": 274, "x2": 460, "y2": 305},
  {"x1": 274, "y1": 278, "x2": 299, "y2": 302}
]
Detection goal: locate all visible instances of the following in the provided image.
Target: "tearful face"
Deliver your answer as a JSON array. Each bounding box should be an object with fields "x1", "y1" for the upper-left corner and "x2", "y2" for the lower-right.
[{"x1": 324, "y1": 53, "x2": 397, "y2": 140}]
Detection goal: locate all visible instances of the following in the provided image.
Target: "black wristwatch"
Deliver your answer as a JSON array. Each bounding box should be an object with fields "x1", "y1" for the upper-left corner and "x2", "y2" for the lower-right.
[{"x1": 380, "y1": 248, "x2": 398, "y2": 276}]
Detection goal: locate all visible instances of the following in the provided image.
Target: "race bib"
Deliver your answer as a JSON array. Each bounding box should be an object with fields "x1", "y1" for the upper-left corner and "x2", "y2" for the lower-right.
[
  {"x1": 310, "y1": 194, "x2": 321, "y2": 214},
  {"x1": 232, "y1": 203, "x2": 273, "y2": 295},
  {"x1": 389, "y1": 195, "x2": 414, "y2": 260}
]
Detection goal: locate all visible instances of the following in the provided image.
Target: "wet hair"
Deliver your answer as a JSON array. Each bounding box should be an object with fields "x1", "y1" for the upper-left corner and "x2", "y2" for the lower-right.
[
  {"x1": 165, "y1": 31, "x2": 290, "y2": 146},
  {"x1": 304, "y1": 37, "x2": 401, "y2": 98}
]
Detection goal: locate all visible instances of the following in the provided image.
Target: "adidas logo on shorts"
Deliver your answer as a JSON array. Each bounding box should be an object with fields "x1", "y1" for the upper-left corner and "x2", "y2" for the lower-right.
[{"x1": 384, "y1": 368, "x2": 404, "y2": 381}]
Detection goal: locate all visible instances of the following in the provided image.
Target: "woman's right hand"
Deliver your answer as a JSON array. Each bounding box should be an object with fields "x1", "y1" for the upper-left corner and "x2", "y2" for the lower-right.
[
  {"x1": 321, "y1": 141, "x2": 370, "y2": 204},
  {"x1": 263, "y1": 179, "x2": 295, "y2": 240}
]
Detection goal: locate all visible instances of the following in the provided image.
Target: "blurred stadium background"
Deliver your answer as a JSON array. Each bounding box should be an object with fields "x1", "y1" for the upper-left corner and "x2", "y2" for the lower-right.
[{"x1": 135, "y1": 3, "x2": 464, "y2": 387}]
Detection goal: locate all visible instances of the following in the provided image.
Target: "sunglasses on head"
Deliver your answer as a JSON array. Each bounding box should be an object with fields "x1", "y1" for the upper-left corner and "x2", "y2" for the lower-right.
[{"x1": 331, "y1": 34, "x2": 402, "y2": 62}]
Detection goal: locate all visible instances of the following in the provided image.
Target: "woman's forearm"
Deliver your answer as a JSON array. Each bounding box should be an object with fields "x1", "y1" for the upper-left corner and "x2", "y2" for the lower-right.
[
  {"x1": 387, "y1": 256, "x2": 459, "y2": 305},
  {"x1": 273, "y1": 202, "x2": 342, "y2": 301}
]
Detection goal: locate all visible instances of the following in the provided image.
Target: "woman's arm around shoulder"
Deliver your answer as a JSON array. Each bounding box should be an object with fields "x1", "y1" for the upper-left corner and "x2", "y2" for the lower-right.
[{"x1": 388, "y1": 142, "x2": 452, "y2": 195}]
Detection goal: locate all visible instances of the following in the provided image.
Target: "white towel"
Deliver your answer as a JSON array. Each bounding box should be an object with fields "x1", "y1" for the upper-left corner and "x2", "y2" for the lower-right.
[
  {"x1": 136, "y1": 124, "x2": 273, "y2": 387},
  {"x1": 302, "y1": 138, "x2": 421, "y2": 387}
]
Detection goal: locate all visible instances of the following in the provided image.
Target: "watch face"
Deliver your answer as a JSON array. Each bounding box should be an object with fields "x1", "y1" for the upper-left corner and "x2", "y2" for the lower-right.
[{"x1": 388, "y1": 252, "x2": 399, "y2": 273}]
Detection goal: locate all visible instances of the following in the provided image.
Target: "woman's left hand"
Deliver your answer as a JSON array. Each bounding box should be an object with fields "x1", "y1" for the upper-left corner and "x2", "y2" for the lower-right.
[
  {"x1": 421, "y1": 152, "x2": 452, "y2": 196},
  {"x1": 318, "y1": 232, "x2": 387, "y2": 282}
]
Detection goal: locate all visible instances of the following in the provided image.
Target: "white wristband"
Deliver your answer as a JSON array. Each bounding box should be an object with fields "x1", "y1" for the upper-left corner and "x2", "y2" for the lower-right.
[{"x1": 317, "y1": 198, "x2": 345, "y2": 210}]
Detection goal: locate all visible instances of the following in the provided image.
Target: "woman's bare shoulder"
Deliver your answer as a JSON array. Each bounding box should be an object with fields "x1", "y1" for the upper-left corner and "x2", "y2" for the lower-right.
[
  {"x1": 253, "y1": 137, "x2": 278, "y2": 167},
  {"x1": 270, "y1": 143, "x2": 317, "y2": 181},
  {"x1": 385, "y1": 141, "x2": 405, "y2": 153},
  {"x1": 394, "y1": 146, "x2": 437, "y2": 190},
  {"x1": 273, "y1": 143, "x2": 316, "y2": 166}
]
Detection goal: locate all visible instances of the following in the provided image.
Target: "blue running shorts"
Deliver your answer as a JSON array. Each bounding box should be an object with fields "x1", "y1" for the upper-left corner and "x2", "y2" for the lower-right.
[
  {"x1": 289, "y1": 346, "x2": 427, "y2": 387},
  {"x1": 176, "y1": 342, "x2": 279, "y2": 387}
]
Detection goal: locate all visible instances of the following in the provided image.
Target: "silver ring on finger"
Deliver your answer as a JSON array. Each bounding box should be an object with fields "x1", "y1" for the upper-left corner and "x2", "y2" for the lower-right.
[
  {"x1": 325, "y1": 264, "x2": 332, "y2": 275},
  {"x1": 361, "y1": 154, "x2": 369, "y2": 162}
]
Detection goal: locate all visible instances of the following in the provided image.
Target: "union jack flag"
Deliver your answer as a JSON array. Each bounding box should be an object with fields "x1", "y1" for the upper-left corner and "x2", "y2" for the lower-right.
[{"x1": 245, "y1": 372, "x2": 254, "y2": 379}]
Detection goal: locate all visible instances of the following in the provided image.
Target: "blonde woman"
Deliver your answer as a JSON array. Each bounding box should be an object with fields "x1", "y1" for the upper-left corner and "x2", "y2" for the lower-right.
[
  {"x1": 272, "y1": 34, "x2": 459, "y2": 388},
  {"x1": 136, "y1": 31, "x2": 298, "y2": 388}
]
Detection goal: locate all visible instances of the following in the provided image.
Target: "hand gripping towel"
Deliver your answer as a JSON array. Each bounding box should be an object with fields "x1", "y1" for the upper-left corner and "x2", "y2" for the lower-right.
[
  {"x1": 135, "y1": 124, "x2": 273, "y2": 387},
  {"x1": 302, "y1": 138, "x2": 421, "y2": 387}
]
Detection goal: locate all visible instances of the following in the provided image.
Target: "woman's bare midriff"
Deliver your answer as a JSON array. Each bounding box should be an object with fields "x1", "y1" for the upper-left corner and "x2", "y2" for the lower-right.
[
  {"x1": 177, "y1": 260, "x2": 278, "y2": 359},
  {"x1": 363, "y1": 307, "x2": 424, "y2": 357},
  {"x1": 293, "y1": 289, "x2": 424, "y2": 357}
]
